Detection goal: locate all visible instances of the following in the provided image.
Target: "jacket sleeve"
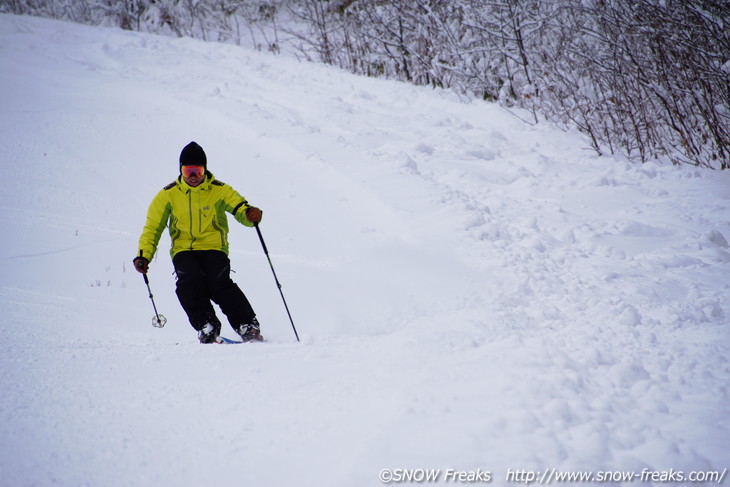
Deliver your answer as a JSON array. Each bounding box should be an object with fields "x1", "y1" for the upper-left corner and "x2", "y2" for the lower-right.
[
  {"x1": 225, "y1": 185, "x2": 260, "y2": 228},
  {"x1": 137, "y1": 189, "x2": 172, "y2": 261}
]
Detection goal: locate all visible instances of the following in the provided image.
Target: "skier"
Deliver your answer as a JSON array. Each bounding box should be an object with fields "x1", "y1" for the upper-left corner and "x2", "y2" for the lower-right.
[{"x1": 133, "y1": 141, "x2": 264, "y2": 343}]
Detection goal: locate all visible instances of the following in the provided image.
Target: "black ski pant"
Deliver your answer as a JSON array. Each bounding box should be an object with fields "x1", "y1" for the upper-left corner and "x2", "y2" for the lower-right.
[{"x1": 172, "y1": 250, "x2": 256, "y2": 332}]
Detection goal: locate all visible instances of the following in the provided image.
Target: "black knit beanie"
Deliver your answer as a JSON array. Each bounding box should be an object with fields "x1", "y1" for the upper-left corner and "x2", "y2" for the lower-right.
[{"x1": 179, "y1": 141, "x2": 207, "y2": 169}]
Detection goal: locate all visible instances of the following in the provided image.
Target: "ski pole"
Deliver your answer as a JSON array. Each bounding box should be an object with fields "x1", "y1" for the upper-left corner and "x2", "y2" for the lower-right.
[
  {"x1": 254, "y1": 223, "x2": 300, "y2": 342},
  {"x1": 143, "y1": 273, "x2": 167, "y2": 328}
]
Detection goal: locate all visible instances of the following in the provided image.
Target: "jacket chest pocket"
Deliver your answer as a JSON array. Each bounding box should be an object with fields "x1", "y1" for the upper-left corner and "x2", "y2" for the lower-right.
[{"x1": 198, "y1": 204, "x2": 213, "y2": 231}]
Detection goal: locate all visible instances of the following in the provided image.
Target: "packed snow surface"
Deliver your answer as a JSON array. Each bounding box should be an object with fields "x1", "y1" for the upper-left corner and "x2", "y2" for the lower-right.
[{"x1": 1, "y1": 13, "x2": 729, "y2": 487}]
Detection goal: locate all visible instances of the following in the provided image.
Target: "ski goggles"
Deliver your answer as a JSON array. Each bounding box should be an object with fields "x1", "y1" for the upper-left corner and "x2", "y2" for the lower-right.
[{"x1": 181, "y1": 165, "x2": 205, "y2": 178}]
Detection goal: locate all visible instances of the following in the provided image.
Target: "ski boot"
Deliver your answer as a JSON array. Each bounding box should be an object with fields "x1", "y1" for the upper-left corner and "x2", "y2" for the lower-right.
[
  {"x1": 236, "y1": 317, "x2": 264, "y2": 343},
  {"x1": 198, "y1": 322, "x2": 221, "y2": 344}
]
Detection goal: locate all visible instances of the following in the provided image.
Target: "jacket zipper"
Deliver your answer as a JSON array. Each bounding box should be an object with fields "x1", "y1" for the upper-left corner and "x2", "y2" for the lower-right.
[
  {"x1": 188, "y1": 190, "x2": 195, "y2": 250},
  {"x1": 211, "y1": 219, "x2": 226, "y2": 247}
]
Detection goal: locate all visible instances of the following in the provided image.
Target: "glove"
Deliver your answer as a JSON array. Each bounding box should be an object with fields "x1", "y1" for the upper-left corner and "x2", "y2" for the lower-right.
[
  {"x1": 246, "y1": 206, "x2": 262, "y2": 224},
  {"x1": 133, "y1": 257, "x2": 149, "y2": 274}
]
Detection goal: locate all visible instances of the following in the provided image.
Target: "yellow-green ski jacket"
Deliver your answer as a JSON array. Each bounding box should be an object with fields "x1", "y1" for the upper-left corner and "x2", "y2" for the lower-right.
[{"x1": 137, "y1": 172, "x2": 257, "y2": 260}]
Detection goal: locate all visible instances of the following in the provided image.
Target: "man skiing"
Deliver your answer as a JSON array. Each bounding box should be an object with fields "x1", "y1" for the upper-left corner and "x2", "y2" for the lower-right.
[{"x1": 133, "y1": 141, "x2": 264, "y2": 343}]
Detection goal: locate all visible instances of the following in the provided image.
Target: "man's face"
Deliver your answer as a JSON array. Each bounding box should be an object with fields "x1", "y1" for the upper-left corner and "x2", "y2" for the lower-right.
[{"x1": 182, "y1": 165, "x2": 205, "y2": 187}]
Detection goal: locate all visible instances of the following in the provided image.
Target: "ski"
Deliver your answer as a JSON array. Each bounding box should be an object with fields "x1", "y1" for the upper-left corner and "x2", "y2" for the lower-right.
[{"x1": 215, "y1": 335, "x2": 265, "y2": 344}]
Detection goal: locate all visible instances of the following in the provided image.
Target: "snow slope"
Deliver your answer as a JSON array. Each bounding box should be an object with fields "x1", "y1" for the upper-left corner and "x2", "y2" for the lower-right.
[{"x1": 1, "y1": 13, "x2": 729, "y2": 487}]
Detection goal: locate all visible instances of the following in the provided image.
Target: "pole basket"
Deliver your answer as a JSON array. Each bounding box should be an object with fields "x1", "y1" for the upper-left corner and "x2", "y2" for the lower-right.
[{"x1": 152, "y1": 315, "x2": 167, "y2": 328}]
